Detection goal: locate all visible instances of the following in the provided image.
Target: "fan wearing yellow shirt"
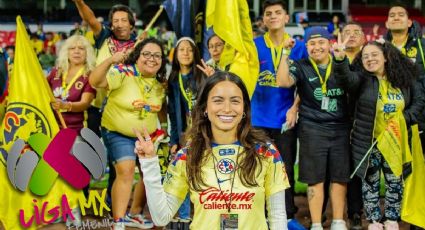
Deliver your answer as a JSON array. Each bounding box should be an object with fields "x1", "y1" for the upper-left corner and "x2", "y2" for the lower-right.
[
  {"x1": 134, "y1": 72, "x2": 290, "y2": 229},
  {"x1": 90, "y1": 38, "x2": 166, "y2": 230},
  {"x1": 333, "y1": 39, "x2": 425, "y2": 230}
]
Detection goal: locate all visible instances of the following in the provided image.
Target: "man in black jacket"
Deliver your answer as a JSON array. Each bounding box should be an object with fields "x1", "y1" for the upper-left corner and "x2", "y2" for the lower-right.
[
  {"x1": 386, "y1": 7, "x2": 425, "y2": 229},
  {"x1": 385, "y1": 4, "x2": 425, "y2": 157}
]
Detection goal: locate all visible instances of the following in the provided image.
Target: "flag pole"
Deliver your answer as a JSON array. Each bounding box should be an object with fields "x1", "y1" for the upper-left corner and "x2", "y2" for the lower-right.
[
  {"x1": 135, "y1": 5, "x2": 164, "y2": 45},
  {"x1": 46, "y1": 86, "x2": 67, "y2": 129}
]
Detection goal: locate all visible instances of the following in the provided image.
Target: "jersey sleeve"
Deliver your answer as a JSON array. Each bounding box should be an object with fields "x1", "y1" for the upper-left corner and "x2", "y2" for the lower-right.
[
  {"x1": 163, "y1": 149, "x2": 190, "y2": 200},
  {"x1": 106, "y1": 65, "x2": 125, "y2": 91},
  {"x1": 263, "y1": 143, "x2": 290, "y2": 198},
  {"x1": 288, "y1": 60, "x2": 303, "y2": 85}
]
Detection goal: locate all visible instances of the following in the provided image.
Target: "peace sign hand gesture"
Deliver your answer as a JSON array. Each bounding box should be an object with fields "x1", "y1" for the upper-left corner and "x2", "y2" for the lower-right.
[
  {"x1": 332, "y1": 32, "x2": 350, "y2": 61},
  {"x1": 133, "y1": 127, "x2": 156, "y2": 159},
  {"x1": 197, "y1": 59, "x2": 215, "y2": 77}
]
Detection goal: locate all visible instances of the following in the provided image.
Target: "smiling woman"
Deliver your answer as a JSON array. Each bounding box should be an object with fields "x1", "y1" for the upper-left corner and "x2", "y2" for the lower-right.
[
  {"x1": 134, "y1": 72, "x2": 290, "y2": 229},
  {"x1": 333, "y1": 40, "x2": 425, "y2": 229},
  {"x1": 89, "y1": 38, "x2": 167, "y2": 229}
]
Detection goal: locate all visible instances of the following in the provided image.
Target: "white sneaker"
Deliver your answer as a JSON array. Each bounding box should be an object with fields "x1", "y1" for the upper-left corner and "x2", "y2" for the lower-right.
[
  {"x1": 112, "y1": 221, "x2": 126, "y2": 230},
  {"x1": 368, "y1": 221, "x2": 384, "y2": 230},
  {"x1": 311, "y1": 223, "x2": 324, "y2": 230},
  {"x1": 331, "y1": 220, "x2": 347, "y2": 230},
  {"x1": 124, "y1": 214, "x2": 154, "y2": 229},
  {"x1": 384, "y1": 220, "x2": 399, "y2": 230}
]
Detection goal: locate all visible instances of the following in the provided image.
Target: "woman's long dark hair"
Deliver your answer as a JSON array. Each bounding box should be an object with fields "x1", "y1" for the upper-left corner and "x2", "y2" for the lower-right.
[
  {"x1": 185, "y1": 71, "x2": 270, "y2": 191},
  {"x1": 352, "y1": 40, "x2": 417, "y2": 89},
  {"x1": 124, "y1": 38, "x2": 167, "y2": 83},
  {"x1": 168, "y1": 38, "x2": 204, "y2": 91}
]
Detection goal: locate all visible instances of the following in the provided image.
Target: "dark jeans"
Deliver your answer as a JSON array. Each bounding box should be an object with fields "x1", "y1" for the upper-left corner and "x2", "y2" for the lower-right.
[
  {"x1": 259, "y1": 127, "x2": 298, "y2": 219},
  {"x1": 87, "y1": 106, "x2": 102, "y2": 137}
]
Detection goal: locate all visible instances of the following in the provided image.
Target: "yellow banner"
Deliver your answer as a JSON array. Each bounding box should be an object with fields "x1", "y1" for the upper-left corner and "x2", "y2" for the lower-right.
[
  {"x1": 401, "y1": 125, "x2": 425, "y2": 228},
  {"x1": 206, "y1": 0, "x2": 259, "y2": 96},
  {"x1": 0, "y1": 16, "x2": 81, "y2": 229},
  {"x1": 376, "y1": 112, "x2": 412, "y2": 176}
]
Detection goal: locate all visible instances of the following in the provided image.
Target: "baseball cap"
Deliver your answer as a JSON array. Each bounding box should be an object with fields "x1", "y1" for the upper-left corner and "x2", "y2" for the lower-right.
[{"x1": 304, "y1": 26, "x2": 331, "y2": 41}]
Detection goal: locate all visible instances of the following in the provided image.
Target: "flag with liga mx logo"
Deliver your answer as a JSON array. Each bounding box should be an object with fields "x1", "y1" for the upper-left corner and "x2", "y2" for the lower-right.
[{"x1": 0, "y1": 16, "x2": 82, "y2": 230}]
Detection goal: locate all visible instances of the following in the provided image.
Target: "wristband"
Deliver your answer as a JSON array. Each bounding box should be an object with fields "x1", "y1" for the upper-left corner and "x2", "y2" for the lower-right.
[
  {"x1": 282, "y1": 48, "x2": 291, "y2": 56},
  {"x1": 68, "y1": 102, "x2": 72, "y2": 112}
]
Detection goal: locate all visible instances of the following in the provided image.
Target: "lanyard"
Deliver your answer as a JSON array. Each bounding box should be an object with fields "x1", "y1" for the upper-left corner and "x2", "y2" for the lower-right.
[
  {"x1": 61, "y1": 67, "x2": 85, "y2": 99},
  {"x1": 379, "y1": 79, "x2": 389, "y2": 105},
  {"x1": 418, "y1": 39, "x2": 425, "y2": 70},
  {"x1": 309, "y1": 55, "x2": 332, "y2": 95},
  {"x1": 178, "y1": 73, "x2": 193, "y2": 111},
  {"x1": 212, "y1": 145, "x2": 240, "y2": 213},
  {"x1": 264, "y1": 32, "x2": 291, "y2": 71}
]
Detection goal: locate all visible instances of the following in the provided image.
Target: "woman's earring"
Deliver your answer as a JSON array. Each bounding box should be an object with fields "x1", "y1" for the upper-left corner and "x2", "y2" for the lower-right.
[
  {"x1": 204, "y1": 111, "x2": 208, "y2": 117},
  {"x1": 242, "y1": 112, "x2": 246, "y2": 118}
]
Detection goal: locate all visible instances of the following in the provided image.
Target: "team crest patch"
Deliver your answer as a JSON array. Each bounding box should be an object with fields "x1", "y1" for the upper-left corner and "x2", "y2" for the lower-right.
[
  {"x1": 75, "y1": 81, "x2": 84, "y2": 90},
  {"x1": 217, "y1": 158, "x2": 236, "y2": 174},
  {"x1": 0, "y1": 102, "x2": 52, "y2": 161}
]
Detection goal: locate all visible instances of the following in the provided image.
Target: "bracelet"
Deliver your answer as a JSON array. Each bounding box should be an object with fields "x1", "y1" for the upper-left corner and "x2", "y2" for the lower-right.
[
  {"x1": 282, "y1": 48, "x2": 291, "y2": 56},
  {"x1": 160, "y1": 122, "x2": 168, "y2": 128},
  {"x1": 68, "y1": 102, "x2": 72, "y2": 112}
]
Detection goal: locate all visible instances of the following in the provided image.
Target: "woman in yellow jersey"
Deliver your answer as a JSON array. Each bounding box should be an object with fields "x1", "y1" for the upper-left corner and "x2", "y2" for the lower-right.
[
  {"x1": 167, "y1": 37, "x2": 207, "y2": 224},
  {"x1": 134, "y1": 72, "x2": 289, "y2": 229},
  {"x1": 333, "y1": 39, "x2": 424, "y2": 230},
  {"x1": 89, "y1": 38, "x2": 166, "y2": 230}
]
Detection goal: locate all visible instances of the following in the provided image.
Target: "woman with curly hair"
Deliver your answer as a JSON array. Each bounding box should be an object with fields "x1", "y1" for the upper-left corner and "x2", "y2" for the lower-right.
[
  {"x1": 134, "y1": 72, "x2": 290, "y2": 229},
  {"x1": 333, "y1": 39, "x2": 425, "y2": 230},
  {"x1": 90, "y1": 38, "x2": 167, "y2": 229}
]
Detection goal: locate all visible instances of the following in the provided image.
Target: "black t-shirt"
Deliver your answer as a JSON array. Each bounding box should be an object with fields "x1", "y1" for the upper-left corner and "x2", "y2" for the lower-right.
[{"x1": 289, "y1": 58, "x2": 350, "y2": 128}]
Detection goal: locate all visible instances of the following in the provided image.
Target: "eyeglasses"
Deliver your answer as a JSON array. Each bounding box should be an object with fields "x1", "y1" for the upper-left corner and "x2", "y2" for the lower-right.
[
  {"x1": 208, "y1": 43, "x2": 224, "y2": 50},
  {"x1": 141, "y1": 51, "x2": 162, "y2": 60},
  {"x1": 342, "y1": 30, "x2": 363, "y2": 37}
]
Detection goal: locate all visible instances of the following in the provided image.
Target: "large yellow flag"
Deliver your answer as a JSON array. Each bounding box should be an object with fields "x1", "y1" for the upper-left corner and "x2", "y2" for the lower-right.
[
  {"x1": 0, "y1": 16, "x2": 81, "y2": 229},
  {"x1": 206, "y1": 0, "x2": 259, "y2": 96},
  {"x1": 401, "y1": 125, "x2": 425, "y2": 228}
]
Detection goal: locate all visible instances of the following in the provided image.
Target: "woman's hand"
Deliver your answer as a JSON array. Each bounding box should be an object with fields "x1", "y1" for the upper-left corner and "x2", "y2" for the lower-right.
[
  {"x1": 51, "y1": 99, "x2": 71, "y2": 111},
  {"x1": 110, "y1": 50, "x2": 128, "y2": 65},
  {"x1": 133, "y1": 127, "x2": 156, "y2": 159},
  {"x1": 332, "y1": 33, "x2": 349, "y2": 61},
  {"x1": 197, "y1": 59, "x2": 215, "y2": 77},
  {"x1": 170, "y1": 144, "x2": 178, "y2": 155}
]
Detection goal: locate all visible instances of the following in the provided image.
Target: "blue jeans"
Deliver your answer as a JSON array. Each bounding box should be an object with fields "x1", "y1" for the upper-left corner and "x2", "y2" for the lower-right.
[{"x1": 178, "y1": 194, "x2": 191, "y2": 219}]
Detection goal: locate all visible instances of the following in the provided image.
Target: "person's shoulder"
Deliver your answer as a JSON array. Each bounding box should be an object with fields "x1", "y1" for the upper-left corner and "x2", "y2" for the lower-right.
[
  {"x1": 255, "y1": 142, "x2": 282, "y2": 162},
  {"x1": 170, "y1": 147, "x2": 188, "y2": 166},
  {"x1": 111, "y1": 63, "x2": 138, "y2": 76},
  {"x1": 254, "y1": 35, "x2": 265, "y2": 45}
]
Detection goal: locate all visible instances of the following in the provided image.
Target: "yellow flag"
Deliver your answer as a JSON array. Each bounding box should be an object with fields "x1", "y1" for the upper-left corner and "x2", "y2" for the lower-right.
[
  {"x1": 401, "y1": 125, "x2": 425, "y2": 228},
  {"x1": 0, "y1": 16, "x2": 81, "y2": 229},
  {"x1": 206, "y1": 0, "x2": 259, "y2": 96},
  {"x1": 376, "y1": 112, "x2": 412, "y2": 176}
]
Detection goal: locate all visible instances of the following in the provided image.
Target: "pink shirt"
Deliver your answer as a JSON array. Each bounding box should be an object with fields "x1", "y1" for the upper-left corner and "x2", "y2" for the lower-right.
[{"x1": 47, "y1": 68, "x2": 96, "y2": 133}]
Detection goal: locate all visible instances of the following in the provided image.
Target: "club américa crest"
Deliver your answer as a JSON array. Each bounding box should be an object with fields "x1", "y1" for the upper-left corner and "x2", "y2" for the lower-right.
[
  {"x1": 217, "y1": 158, "x2": 236, "y2": 174},
  {"x1": 0, "y1": 102, "x2": 52, "y2": 161}
]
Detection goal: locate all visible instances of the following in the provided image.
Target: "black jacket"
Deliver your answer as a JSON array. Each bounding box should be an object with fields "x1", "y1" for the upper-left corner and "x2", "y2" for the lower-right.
[
  {"x1": 385, "y1": 20, "x2": 425, "y2": 75},
  {"x1": 334, "y1": 58, "x2": 425, "y2": 178}
]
